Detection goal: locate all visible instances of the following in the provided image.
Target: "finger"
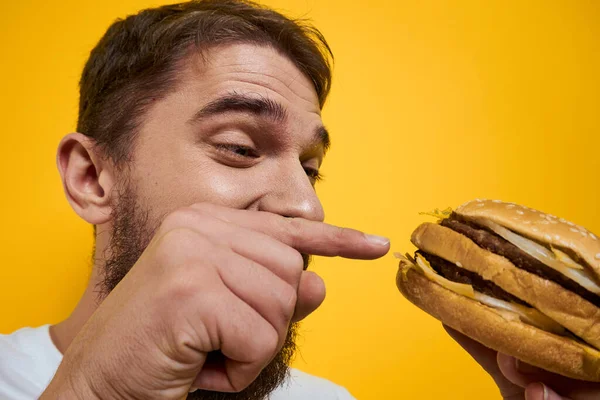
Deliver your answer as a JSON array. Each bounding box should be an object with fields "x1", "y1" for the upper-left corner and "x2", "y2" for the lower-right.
[
  {"x1": 443, "y1": 326, "x2": 524, "y2": 399},
  {"x1": 292, "y1": 271, "x2": 326, "y2": 322},
  {"x1": 175, "y1": 210, "x2": 305, "y2": 287},
  {"x1": 498, "y1": 354, "x2": 600, "y2": 400},
  {"x1": 213, "y1": 248, "x2": 296, "y2": 340},
  {"x1": 188, "y1": 203, "x2": 390, "y2": 259},
  {"x1": 192, "y1": 288, "x2": 280, "y2": 392},
  {"x1": 525, "y1": 383, "x2": 566, "y2": 400}
]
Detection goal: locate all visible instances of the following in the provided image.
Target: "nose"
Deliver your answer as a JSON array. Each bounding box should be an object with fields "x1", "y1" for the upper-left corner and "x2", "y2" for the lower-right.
[{"x1": 257, "y1": 161, "x2": 325, "y2": 222}]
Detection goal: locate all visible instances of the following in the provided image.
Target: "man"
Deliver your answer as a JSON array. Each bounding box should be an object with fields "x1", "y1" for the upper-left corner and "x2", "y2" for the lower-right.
[
  {"x1": 0, "y1": 1, "x2": 597, "y2": 399},
  {"x1": 2, "y1": 1, "x2": 388, "y2": 399}
]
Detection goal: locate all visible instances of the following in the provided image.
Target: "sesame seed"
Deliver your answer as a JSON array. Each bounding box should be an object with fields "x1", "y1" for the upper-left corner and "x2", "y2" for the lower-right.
[
  {"x1": 559, "y1": 218, "x2": 567, "y2": 223},
  {"x1": 591, "y1": 233, "x2": 598, "y2": 241},
  {"x1": 531, "y1": 209, "x2": 537, "y2": 213},
  {"x1": 456, "y1": 262, "x2": 463, "y2": 267},
  {"x1": 580, "y1": 231, "x2": 588, "y2": 237},
  {"x1": 506, "y1": 204, "x2": 516, "y2": 209},
  {"x1": 550, "y1": 221, "x2": 558, "y2": 224},
  {"x1": 492, "y1": 200, "x2": 502, "y2": 203},
  {"x1": 477, "y1": 203, "x2": 485, "y2": 207},
  {"x1": 544, "y1": 234, "x2": 552, "y2": 240},
  {"x1": 523, "y1": 221, "x2": 531, "y2": 224},
  {"x1": 596, "y1": 253, "x2": 600, "y2": 260},
  {"x1": 567, "y1": 221, "x2": 575, "y2": 226},
  {"x1": 532, "y1": 227, "x2": 539, "y2": 232},
  {"x1": 570, "y1": 228, "x2": 579, "y2": 233},
  {"x1": 540, "y1": 221, "x2": 550, "y2": 225},
  {"x1": 554, "y1": 235, "x2": 561, "y2": 240},
  {"x1": 476, "y1": 199, "x2": 483, "y2": 202},
  {"x1": 560, "y1": 240, "x2": 569, "y2": 246},
  {"x1": 516, "y1": 210, "x2": 524, "y2": 215},
  {"x1": 540, "y1": 214, "x2": 546, "y2": 218}
]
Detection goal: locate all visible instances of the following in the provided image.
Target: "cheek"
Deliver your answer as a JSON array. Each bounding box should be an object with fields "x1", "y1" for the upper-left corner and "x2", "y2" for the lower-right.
[{"x1": 133, "y1": 161, "x2": 267, "y2": 217}]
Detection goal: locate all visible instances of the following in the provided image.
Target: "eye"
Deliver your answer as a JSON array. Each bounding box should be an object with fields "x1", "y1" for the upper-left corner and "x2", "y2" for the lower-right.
[
  {"x1": 304, "y1": 167, "x2": 324, "y2": 184},
  {"x1": 216, "y1": 144, "x2": 259, "y2": 159}
]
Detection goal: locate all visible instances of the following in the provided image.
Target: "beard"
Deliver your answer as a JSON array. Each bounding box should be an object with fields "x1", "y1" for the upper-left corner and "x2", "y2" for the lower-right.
[{"x1": 98, "y1": 182, "x2": 308, "y2": 400}]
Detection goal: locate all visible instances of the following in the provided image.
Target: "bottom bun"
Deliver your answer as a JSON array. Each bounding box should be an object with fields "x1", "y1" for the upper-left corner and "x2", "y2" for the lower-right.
[{"x1": 396, "y1": 262, "x2": 600, "y2": 382}]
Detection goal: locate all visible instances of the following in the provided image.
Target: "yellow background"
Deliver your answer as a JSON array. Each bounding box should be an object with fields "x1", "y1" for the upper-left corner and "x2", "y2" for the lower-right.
[{"x1": 1, "y1": 0, "x2": 599, "y2": 399}]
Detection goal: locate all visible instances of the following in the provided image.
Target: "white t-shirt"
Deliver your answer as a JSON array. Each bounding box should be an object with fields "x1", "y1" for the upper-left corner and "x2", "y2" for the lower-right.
[{"x1": 0, "y1": 325, "x2": 354, "y2": 400}]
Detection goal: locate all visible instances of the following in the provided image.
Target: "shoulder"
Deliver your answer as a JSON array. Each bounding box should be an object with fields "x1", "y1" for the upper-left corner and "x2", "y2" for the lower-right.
[
  {"x1": 270, "y1": 368, "x2": 356, "y2": 400},
  {"x1": 0, "y1": 325, "x2": 62, "y2": 399}
]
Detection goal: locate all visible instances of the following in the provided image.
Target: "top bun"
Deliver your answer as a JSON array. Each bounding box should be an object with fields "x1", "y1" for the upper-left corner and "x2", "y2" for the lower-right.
[{"x1": 456, "y1": 199, "x2": 600, "y2": 279}]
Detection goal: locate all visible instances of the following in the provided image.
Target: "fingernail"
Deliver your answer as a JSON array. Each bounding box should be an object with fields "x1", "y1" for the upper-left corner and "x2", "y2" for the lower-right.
[
  {"x1": 364, "y1": 234, "x2": 390, "y2": 246},
  {"x1": 189, "y1": 387, "x2": 198, "y2": 393},
  {"x1": 540, "y1": 383, "x2": 563, "y2": 400},
  {"x1": 516, "y1": 359, "x2": 541, "y2": 374}
]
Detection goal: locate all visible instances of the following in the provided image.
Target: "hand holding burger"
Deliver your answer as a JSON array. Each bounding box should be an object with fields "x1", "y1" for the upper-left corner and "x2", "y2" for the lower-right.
[{"x1": 396, "y1": 199, "x2": 600, "y2": 399}]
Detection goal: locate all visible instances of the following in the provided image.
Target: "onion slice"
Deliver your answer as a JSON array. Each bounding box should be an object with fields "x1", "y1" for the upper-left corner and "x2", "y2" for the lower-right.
[
  {"x1": 475, "y1": 219, "x2": 600, "y2": 295},
  {"x1": 474, "y1": 292, "x2": 566, "y2": 335},
  {"x1": 551, "y1": 247, "x2": 584, "y2": 270}
]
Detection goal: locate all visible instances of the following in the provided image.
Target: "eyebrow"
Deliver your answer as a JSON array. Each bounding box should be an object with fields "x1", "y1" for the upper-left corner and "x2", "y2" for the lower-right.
[
  {"x1": 190, "y1": 93, "x2": 287, "y2": 124},
  {"x1": 189, "y1": 92, "x2": 331, "y2": 153}
]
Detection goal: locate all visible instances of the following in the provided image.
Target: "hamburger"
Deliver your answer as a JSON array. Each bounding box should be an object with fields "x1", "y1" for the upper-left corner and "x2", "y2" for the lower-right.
[{"x1": 396, "y1": 199, "x2": 600, "y2": 381}]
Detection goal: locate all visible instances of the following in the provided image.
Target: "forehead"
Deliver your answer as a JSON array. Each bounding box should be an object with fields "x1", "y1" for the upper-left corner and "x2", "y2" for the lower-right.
[{"x1": 178, "y1": 43, "x2": 322, "y2": 116}]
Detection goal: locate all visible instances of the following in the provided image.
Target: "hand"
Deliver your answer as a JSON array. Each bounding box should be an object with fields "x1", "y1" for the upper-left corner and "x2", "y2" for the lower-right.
[
  {"x1": 444, "y1": 325, "x2": 600, "y2": 400},
  {"x1": 41, "y1": 203, "x2": 390, "y2": 399}
]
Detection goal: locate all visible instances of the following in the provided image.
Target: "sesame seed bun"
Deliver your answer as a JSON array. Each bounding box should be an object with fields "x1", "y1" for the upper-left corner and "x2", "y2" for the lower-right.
[
  {"x1": 396, "y1": 262, "x2": 600, "y2": 382},
  {"x1": 456, "y1": 199, "x2": 600, "y2": 279},
  {"x1": 411, "y1": 222, "x2": 600, "y2": 349}
]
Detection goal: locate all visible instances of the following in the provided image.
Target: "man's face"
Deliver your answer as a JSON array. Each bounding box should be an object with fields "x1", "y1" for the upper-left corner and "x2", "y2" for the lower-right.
[
  {"x1": 124, "y1": 43, "x2": 326, "y2": 226},
  {"x1": 101, "y1": 43, "x2": 328, "y2": 399}
]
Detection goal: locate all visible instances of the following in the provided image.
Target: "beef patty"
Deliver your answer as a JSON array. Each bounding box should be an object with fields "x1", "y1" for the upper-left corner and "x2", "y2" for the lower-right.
[
  {"x1": 441, "y1": 214, "x2": 600, "y2": 308},
  {"x1": 418, "y1": 251, "x2": 529, "y2": 306}
]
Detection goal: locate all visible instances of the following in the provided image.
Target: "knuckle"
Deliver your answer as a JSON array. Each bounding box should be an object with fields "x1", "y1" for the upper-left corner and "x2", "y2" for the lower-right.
[
  {"x1": 161, "y1": 209, "x2": 189, "y2": 230},
  {"x1": 162, "y1": 206, "x2": 210, "y2": 231},
  {"x1": 282, "y1": 217, "x2": 304, "y2": 246},
  {"x1": 286, "y1": 217, "x2": 304, "y2": 234},
  {"x1": 260, "y1": 325, "x2": 280, "y2": 358},
  {"x1": 153, "y1": 228, "x2": 211, "y2": 270},
  {"x1": 331, "y1": 225, "x2": 348, "y2": 242},
  {"x1": 288, "y1": 249, "x2": 304, "y2": 270},
  {"x1": 278, "y1": 248, "x2": 304, "y2": 282},
  {"x1": 279, "y1": 285, "x2": 298, "y2": 321}
]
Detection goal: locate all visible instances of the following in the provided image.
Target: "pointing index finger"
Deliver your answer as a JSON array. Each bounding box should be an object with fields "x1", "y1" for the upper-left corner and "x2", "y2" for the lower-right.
[
  {"x1": 189, "y1": 203, "x2": 390, "y2": 259},
  {"x1": 282, "y1": 217, "x2": 390, "y2": 259}
]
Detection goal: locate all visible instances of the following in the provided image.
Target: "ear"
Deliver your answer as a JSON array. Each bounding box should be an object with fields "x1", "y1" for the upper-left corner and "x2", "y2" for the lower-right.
[{"x1": 57, "y1": 133, "x2": 116, "y2": 225}]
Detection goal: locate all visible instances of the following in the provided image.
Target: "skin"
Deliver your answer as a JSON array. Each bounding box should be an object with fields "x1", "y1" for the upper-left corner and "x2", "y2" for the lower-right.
[
  {"x1": 445, "y1": 326, "x2": 600, "y2": 400},
  {"x1": 41, "y1": 43, "x2": 390, "y2": 398}
]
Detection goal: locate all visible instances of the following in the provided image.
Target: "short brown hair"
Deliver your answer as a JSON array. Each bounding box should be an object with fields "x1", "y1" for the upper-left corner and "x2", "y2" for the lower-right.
[{"x1": 77, "y1": 0, "x2": 333, "y2": 164}]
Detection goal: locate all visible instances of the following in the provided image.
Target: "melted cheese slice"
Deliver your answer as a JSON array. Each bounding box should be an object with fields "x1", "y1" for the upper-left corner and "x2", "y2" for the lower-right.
[{"x1": 398, "y1": 253, "x2": 566, "y2": 335}]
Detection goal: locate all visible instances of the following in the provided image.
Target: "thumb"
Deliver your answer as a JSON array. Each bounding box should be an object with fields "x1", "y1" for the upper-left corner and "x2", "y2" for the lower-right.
[{"x1": 525, "y1": 383, "x2": 567, "y2": 400}]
